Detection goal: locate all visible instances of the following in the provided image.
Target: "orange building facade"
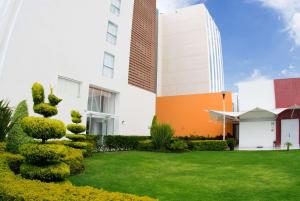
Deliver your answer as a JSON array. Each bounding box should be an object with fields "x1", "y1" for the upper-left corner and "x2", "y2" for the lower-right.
[{"x1": 156, "y1": 92, "x2": 233, "y2": 137}]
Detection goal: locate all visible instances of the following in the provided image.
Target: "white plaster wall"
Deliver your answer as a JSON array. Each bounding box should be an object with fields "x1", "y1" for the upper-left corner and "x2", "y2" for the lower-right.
[
  {"x1": 239, "y1": 121, "x2": 276, "y2": 148},
  {"x1": 119, "y1": 85, "x2": 156, "y2": 136},
  {"x1": 237, "y1": 80, "x2": 275, "y2": 111},
  {"x1": 0, "y1": 0, "x2": 155, "y2": 135},
  {"x1": 157, "y1": 4, "x2": 210, "y2": 96}
]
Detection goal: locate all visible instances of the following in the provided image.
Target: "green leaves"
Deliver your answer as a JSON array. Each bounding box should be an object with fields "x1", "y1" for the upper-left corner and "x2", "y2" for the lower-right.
[{"x1": 0, "y1": 100, "x2": 15, "y2": 142}]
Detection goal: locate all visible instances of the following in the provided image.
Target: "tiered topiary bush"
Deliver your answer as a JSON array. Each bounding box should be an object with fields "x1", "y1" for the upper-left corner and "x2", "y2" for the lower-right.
[
  {"x1": 66, "y1": 110, "x2": 92, "y2": 157},
  {"x1": 19, "y1": 83, "x2": 70, "y2": 182}
]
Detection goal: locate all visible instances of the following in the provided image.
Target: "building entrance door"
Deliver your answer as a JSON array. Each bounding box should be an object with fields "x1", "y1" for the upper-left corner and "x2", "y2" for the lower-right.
[{"x1": 281, "y1": 119, "x2": 299, "y2": 147}]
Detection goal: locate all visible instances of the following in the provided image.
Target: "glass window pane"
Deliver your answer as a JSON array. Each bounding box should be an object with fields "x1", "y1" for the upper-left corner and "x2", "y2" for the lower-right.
[
  {"x1": 111, "y1": 0, "x2": 121, "y2": 8},
  {"x1": 106, "y1": 33, "x2": 116, "y2": 45},
  {"x1": 103, "y1": 52, "x2": 114, "y2": 68},
  {"x1": 108, "y1": 22, "x2": 118, "y2": 36},
  {"x1": 103, "y1": 66, "x2": 113, "y2": 78},
  {"x1": 110, "y1": 5, "x2": 120, "y2": 16}
]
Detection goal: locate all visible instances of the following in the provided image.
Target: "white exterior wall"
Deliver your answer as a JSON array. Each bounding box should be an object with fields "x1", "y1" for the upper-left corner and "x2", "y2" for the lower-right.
[
  {"x1": 0, "y1": 0, "x2": 155, "y2": 136},
  {"x1": 239, "y1": 121, "x2": 276, "y2": 148},
  {"x1": 157, "y1": 4, "x2": 224, "y2": 96},
  {"x1": 238, "y1": 80, "x2": 275, "y2": 111}
]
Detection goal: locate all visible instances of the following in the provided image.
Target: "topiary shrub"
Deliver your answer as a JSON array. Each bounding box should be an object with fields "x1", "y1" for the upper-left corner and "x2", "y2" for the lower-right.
[
  {"x1": 65, "y1": 134, "x2": 86, "y2": 141},
  {"x1": 6, "y1": 100, "x2": 33, "y2": 153},
  {"x1": 67, "y1": 124, "x2": 86, "y2": 134},
  {"x1": 67, "y1": 110, "x2": 86, "y2": 134},
  {"x1": 21, "y1": 117, "x2": 66, "y2": 142},
  {"x1": 20, "y1": 83, "x2": 69, "y2": 182},
  {"x1": 33, "y1": 103, "x2": 58, "y2": 117},
  {"x1": 20, "y1": 162, "x2": 70, "y2": 182},
  {"x1": 151, "y1": 123, "x2": 174, "y2": 151},
  {"x1": 20, "y1": 144, "x2": 67, "y2": 165}
]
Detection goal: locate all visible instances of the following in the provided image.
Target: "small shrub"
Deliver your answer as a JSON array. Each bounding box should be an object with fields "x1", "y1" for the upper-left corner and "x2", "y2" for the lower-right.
[
  {"x1": 6, "y1": 100, "x2": 33, "y2": 153},
  {"x1": 67, "y1": 124, "x2": 86, "y2": 134},
  {"x1": 20, "y1": 144, "x2": 67, "y2": 165},
  {"x1": 151, "y1": 123, "x2": 174, "y2": 150},
  {"x1": 20, "y1": 162, "x2": 70, "y2": 182},
  {"x1": 190, "y1": 140, "x2": 228, "y2": 151},
  {"x1": 227, "y1": 138, "x2": 237, "y2": 151},
  {"x1": 21, "y1": 117, "x2": 66, "y2": 142},
  {"x1": 66, "y1": 134, "x2": 86, "y2": 141},
  {"x1": 136, "y1": 140, "x2": 154, "y2": 151},
  {"x1": 3, "y1": 153, "x2": 24, "y2": 174},
  {"x1": 169, "y1": 139, "x2": 188, "y2": 152}
]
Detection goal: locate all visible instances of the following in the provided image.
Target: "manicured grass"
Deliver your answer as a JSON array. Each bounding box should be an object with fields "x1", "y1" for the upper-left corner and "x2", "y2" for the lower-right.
[{"x1": 69, "y1": 151, "x2": 300, "y2": 201}]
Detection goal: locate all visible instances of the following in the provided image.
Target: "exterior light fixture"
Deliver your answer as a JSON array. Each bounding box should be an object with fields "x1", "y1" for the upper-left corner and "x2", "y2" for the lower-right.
[{"x1": 221, "y1": 91, "x2": 226, "y2": 141}]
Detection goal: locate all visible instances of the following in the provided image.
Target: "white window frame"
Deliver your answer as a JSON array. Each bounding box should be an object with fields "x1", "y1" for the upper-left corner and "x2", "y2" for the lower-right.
[
  {"x1": 106, "y1": 21, "x2": 118, "y2": 45},
  {"x1": 102, "y1": 52, "x2": 115, "y2": 78}
]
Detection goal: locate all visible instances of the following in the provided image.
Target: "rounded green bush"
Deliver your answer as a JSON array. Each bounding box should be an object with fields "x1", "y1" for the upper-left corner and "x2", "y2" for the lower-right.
[
  {"x1": 66, "y1": 134, "x2": 86, "y2": 141},
  {"x1": 48, "y1": 94, "x2": 62, "y2": 106},
  {"x1": 21, "y1": 117, "x2": 66, "y2": 142},
  {"x1": 20, "y1": 162, "x2": 70, "y2": 182},
  {"x1": 20, "y1": 144, "x2": 67, "y2": 165},
  {"x1": 32, "y1": 83, "x2": 44, "y2": 105},
  {"x1": 67, "y1": 124, "x2": 86, "y2": 134},
  {"x1": 33, "y1": 103, "x2": 58, "y2": 117}
]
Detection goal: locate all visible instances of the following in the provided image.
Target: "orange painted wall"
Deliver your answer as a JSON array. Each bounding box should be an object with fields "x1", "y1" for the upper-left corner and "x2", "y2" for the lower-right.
[{"x1": 156, "y1": 92, "x2": 233, "y2": 137}]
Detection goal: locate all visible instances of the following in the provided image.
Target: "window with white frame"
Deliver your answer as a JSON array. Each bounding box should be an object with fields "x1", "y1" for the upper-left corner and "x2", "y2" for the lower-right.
[
  {"x1": 106, "y1": 21, "x2": 118, "y2": 45},
  {"x1": 57, "y1": 76, "x2": 81, "y2": 98},
  {"x1": 103, "y1": 52, "x2": 115, "y2": 78},
  {"x1": 110, "y1": 0, "x2": 121, "y2": 16}
]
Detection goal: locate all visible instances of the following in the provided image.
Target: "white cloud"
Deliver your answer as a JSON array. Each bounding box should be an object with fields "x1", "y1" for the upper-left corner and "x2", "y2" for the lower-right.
[
  {"x1": 279, "y1": 65, "x2": 300, "y2": 76},
  {"x1": 257, "y1": 0, "x2": 300, "y2": 46},
  {"x1": 157, "y1": 0, "x2": 205, "y2": 12}
]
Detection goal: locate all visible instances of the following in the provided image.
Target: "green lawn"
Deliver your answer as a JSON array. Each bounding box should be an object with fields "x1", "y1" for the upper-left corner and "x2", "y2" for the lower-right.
[{"x1": 69, "y1": 151, "x2": 300, "y2": 201}]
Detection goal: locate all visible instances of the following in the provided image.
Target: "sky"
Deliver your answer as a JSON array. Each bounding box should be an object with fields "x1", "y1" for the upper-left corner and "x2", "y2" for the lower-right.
[{"x1": 157, "y1": 0, "x2": 300, "y2": 92}]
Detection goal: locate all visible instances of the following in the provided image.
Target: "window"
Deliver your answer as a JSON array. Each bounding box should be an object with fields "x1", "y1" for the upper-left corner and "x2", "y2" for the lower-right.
[
  {"x1": 87, "y1": 87, "x2": 116, "y2": 114},
  {"x1": 110, "y1": 0, "x2": 121, "y2": 16},
  {"x1": 57, "y1": 76, "x2": 81, "y2": 98},
  {"x1": 103, "y1": 52, "x2": 115, "y2": 78},
  {"x1": 106, "y1": 21, "x2": 118, "y2": 45}
]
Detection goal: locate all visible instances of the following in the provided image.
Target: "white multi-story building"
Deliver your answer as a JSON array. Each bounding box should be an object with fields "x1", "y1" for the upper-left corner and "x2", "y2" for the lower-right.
[
  {"x1": 157, "y1": 4, "x2": 224, "y2": 96},
  {"x1": 0, "y1": 0, "x2": 157, "y2": 136}
]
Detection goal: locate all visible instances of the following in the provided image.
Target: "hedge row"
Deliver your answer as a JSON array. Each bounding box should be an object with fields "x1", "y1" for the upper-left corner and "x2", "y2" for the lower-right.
[
  {"x1": 0, "y1": 154, "x2": 157, "y2": 201},
  {"x1": 188, "y1": 140, "x2": 228, "y2": 151},
  {"x1": 104, "y1": 136, "x2": 150, "y2": 151}
]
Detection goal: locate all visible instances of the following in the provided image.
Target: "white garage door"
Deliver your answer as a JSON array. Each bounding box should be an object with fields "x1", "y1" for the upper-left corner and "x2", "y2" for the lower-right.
[
  {"x1": 281, "y1": 119, "x2": 299, "y2": 147},
  {"x1": 239, "y1": 121, "x2": 276, "y2": 148}
]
